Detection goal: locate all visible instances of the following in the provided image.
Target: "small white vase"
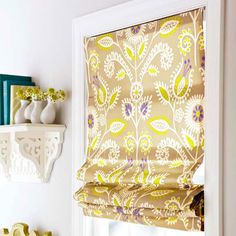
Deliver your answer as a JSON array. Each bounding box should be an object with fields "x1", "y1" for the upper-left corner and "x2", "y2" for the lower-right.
[
  {"x1": 31, "y1": 100, "x2": 44, "y2": 124},
  {"x1": 24, "y1": 101, "x2": 34, "y2": 121},
  {"x1": 40, "y1": 100, "x2": 56, "y2": 124},
  {"x1": 14, "y1": 100, "x2": 30, "y2": 124}
]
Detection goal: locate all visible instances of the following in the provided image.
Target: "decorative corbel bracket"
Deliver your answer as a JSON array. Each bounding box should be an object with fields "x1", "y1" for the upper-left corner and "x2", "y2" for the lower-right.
[{"x1": 0, "y1": 124, "x2": 65, "y2": 183}]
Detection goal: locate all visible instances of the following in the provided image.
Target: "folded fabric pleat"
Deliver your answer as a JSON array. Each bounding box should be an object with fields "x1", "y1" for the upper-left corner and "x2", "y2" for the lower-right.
[
  {"x1": 74, "y1": 183, "x2": 204, "y2": 231},
  {"x1": 83, "y1": 203, "x2": 202, "y2": 231},
  {"x1": 77, "y1": 158, "x2": 202, "y2": 189}
]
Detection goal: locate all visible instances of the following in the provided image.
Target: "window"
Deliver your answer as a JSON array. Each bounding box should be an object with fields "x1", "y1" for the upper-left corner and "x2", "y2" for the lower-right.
[{"x1": 72, "y1": 1, "x2": 224, "y2": 235}]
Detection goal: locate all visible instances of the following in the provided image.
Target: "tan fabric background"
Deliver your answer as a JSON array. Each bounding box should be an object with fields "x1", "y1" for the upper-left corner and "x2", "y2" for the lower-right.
[{"x1": 75, "y1": 8, "x2": 205, "y2": 231}]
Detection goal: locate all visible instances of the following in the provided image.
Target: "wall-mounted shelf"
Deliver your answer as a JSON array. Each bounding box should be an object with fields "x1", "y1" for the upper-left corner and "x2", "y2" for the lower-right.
[{"x1": 0, "y1": 124, "x2": 65, "y2": 183}]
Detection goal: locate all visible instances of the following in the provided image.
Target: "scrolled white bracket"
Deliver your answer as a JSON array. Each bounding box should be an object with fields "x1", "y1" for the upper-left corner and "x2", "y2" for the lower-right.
[{"x1": 0, "y1": 124, "x2": 65, "y2": 183}]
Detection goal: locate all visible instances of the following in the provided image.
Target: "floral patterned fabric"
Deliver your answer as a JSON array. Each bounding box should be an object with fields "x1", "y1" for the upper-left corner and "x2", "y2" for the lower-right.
[{"x1": 75, "y1": 8, "x2": 205, "y2": 231}]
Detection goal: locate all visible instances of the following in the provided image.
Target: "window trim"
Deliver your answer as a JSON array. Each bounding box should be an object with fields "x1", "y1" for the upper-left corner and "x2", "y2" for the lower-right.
[{"x1": 72, "y1": 0, "x2": 224, "y2": 235}]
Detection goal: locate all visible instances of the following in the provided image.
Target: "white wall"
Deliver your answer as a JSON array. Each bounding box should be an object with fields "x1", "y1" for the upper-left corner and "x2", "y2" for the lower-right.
[{"x1": 0, "y1": 0, "x2": 130, "y2": 235}]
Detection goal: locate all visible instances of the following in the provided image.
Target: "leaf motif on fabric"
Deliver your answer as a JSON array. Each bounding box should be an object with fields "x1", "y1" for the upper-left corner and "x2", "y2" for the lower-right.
[
  {"x1": 93, "y1": 209, "x2": 103, "y2": 216},
  {"x1": 113, "y1": 198, "x2": 120, "y2": 207},
  {"x1": 137, "y1": 37, "x2": 148, "y2": 59},
  {"x1": 169, "y1": 159, "x2": 184, "y2": 169},
  {"x1": 160, "y1": 17, "x2": 181, "y2": 37},
  {"x1": 115, "y1": 69, "x2": 126, "y2": 81},
  {"x1": 138, "y1": 42, "x2": 145, "y2": 57},
  {"x1": 97, "y1": 158, "x2": 107, "y2": 167},
  {"x1": 108, "y1": 168, "x2": 124, "y2": 184},
  {"x1": 174, "y1": 75, "x2": 189, "y2": 97},
  {"x1": 92, "y1": 76, "x2": 108, "y2": 109},
  {"x1": 148, "y1": 65, "x2": 159, "y2": 76},
  {"x1": 95, "y1": 171, "x2": 106, "y2": 184},
  {"x1": 98, "y1": 87, "x2": 106, "y2": 104},
  {"x1": 186, "y1": 135, "x2": 195, "y2": 149},
  {"x1": 166, "y1": 216, "x2": 178, "y2": 225},
  {"x1": 124, "y1": 197, "x2": 134, "y2": 208},
  {"x1": 124, "y1": 43, "x2": 135, "y2": 61},
  {"x1": 182, "y1": 129, "x2": 197, "y2": 150},
  {"x1": 152, "y1": 173, "x2": 168, "y2": 186},
  {"x1": 109, "y1": 119, "x2": 126, "y2": 135},
  {"x1": 97, "y1": 34, "x2": 114, "y2": 50},
  {"x1": 147, "y1": 116, "x2": 170, "y2": 135},
  {"x1": 108, "y1": 86, "x2": 121, "y2": 109},
  {"x1": 88, "y1": 133, "x2": 100, "y2": 153},
  {"x1": 200, "y1": 135, "x2": 205, "y2": 150},
  {"x1": 155, "y1": 82, "x2": 170, "y2": 104},
  {"x1": 112, "y1": 194, "x2": 121, "y2": 207}
]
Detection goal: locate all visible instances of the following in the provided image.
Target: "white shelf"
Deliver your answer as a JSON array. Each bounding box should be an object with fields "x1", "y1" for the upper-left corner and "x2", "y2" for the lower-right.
[{"x1": 0, "y1": 124, "x2": 66, "y2": 183}]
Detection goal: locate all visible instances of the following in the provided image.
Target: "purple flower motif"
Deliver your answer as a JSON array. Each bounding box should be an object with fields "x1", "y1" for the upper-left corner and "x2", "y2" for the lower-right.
[
  {"x1": 133, "y1": 208, "x2": 142, "y2": 221},
  {"x1": 139, "y1": 158, "x2": 147, "y2": 172},
  {"x1": 183, "y1": 59, "x2": 192, "y2": 77},
  {"x1": 133, "y1": 208, "x2": 140, "y2": 216},
  {"x1": 123, "y1": 158, "x2": 134, "y2": 171},
  {"x1": 128, "y1": 158, "x2": 134, "y2": 167},
  {"x1": 131, "y1": 25, "x2": 141, "y2": 34},
  {"x1": 140, "y1": 101, "x2": 148, "y2": 116},
  {"x1": 125, "y1": 103, "x2": 133, "y2": 117},
  {"x1": 192, "y1": 105, "x2": 204, "y2": 122},
  {"x1": 87, "y1": 114, "x2": 94, "y2": 128},
  {"x1": 122, "y1": 99, "x2": 135, "y2": 120},
  {"x1": 116, "y1": 206, "x2": 124, "y2": 214}
]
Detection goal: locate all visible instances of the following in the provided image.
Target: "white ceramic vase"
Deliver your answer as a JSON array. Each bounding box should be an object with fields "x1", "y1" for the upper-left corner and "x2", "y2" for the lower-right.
[
  {"x1": 14, "y1": 100, "x2": 30, "y2": 124},
  {"x1": 40, "y1": 100, "x2": 56, "y2": 124},
  {"x1": 31, "y1": 100, "x2": 44, "y2": 124},
  {"x1": 24, "y1": 101, "x2": 34, "y2": 121}
]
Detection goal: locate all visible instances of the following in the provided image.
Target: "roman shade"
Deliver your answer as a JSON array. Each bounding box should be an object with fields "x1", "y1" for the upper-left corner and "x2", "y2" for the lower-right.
[{"x1": 75, "y1": 8, "x2": 205, "y2": 231}]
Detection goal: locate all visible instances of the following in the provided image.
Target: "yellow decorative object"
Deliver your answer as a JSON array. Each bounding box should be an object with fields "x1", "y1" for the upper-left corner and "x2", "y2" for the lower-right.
[
  {"x1": 10, "y1": 85, "x2": 36, "y2": 124},
  {"x1": 0, "y1": 223, "x2": 52, "y2": 236}
]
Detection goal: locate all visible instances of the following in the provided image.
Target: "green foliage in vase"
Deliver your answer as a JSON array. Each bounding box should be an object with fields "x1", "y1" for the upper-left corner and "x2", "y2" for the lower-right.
[
  {"x1": 16, "y1": 87, "x2": 66, "y2": 102},
  {"x1": 45, "y1": 88, "x2": 66, "y2": 103}
]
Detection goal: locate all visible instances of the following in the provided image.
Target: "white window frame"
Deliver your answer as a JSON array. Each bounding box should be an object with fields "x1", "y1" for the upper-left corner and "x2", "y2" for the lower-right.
[{"x1": 72, "y1": 0, "x2": 224, "y2": 235}]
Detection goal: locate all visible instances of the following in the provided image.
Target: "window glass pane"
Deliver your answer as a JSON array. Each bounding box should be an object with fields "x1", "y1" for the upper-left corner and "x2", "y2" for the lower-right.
[{"x1": 87, "y1": 218, "x2": 204, "y2": 236}]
